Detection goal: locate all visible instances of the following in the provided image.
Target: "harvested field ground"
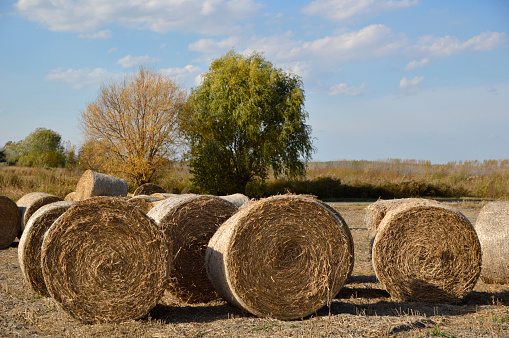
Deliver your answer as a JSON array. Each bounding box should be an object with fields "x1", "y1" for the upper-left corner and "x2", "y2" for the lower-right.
[{"x1": 1, "y1": 202, "x2": 508, "y2": 337}]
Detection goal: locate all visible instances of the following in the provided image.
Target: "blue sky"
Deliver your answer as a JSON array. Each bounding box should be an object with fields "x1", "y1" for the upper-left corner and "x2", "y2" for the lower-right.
[{"x1": 0, "y1": 0, "x2": 508, "y2": 163}]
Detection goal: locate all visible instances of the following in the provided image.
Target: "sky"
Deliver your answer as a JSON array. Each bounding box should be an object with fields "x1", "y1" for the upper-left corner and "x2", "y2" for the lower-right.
[{"x1": 0, "y1": 0, "x2": 508, "y2": 164}]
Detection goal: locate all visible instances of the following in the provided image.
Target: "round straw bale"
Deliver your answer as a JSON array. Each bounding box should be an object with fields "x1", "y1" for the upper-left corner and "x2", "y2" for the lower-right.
[
  {"x1": 74, "y1": 170, "x2": 128, "y2": 201},
  {"x1": 474, "y1": 202, "x2": 509, "y2": 284},
  {"x1": 151, "y1": 193, "x2": 180, "y2": 201},
  {"x1": 0, "y1": 195, "x2": 21, "y2": 249},
  {"x1": 128, "y1": 195, "x2": 159, "y2": 214},
  {"x1": 372, "y1": 202, "x2": 481, "y2": 303},
  {"x1": 220, "y1": 193, "x2": 251, "y2": 208},
  {"x1": 364, "y1": 198, "x2": 442, "y2": 244},
  {"x1": 133, "y1": 183, "x2": 166, "y2": 196},
  {"x1": 148, "y1": 194, "x2": 238, "y2": 304},
  {"x1": 41, "y1": 197, "x2": 168, "y2": 323},
  {"x1": 206, "y1": 195, "x2": 354, "y2": 320},
  {"x1": 17, "y1": 192, "x2": 63, "y2": 236},
  {"x1": 64, "y1": 191, "x2": 77, "y2": 201},
  {"x1": 18, "y1": 201, "x2": 73, "y2": 296}
]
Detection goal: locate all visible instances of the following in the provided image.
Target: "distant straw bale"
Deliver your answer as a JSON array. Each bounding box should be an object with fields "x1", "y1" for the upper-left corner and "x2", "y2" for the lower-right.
[
  {"x1": 74, "y1": 170, "x2": 128, "y2": 201},
  {"x1": 148, "y1": 194, "x2": 238, "y2": 304},
  {"x1": 64, "y1": 192, "x2": 77, "y2": 201},
  {"x1": 364, "y1": 198, "x2": 442, "y2": 244},
  {"x1": 18, "y1": 201, "x2": 73, "y2": 296},
  {"x1": 474, "y1": 202, "x2": 509, "y2": 284},
  {"x1": 17, "y1": 192, "x2": 63, "y2": 237},
  {"x1": 206, "y1": 195, "x2": 354, "y2": 320},
  {"x1": 133, "y1": 183, "x2": 166, "y2": 196},
  {"x1": 372, "y1": 201, "x2": 481, "y2": 303},
  {"x1": 220, "y1": 193, "x2": 251, "y2": 208},
  {"x1": 151, "y1": 193, "x2": 180, "y2": 201},
  {"x1": 0, "y1": 195, "x2": 21, "y2": 249},
  {"x1": 128, "y1": 195, "x2": 159, "y2": 214},
  {"x1": 41, "y1": 197, "x2": 168, "y2": 323}
]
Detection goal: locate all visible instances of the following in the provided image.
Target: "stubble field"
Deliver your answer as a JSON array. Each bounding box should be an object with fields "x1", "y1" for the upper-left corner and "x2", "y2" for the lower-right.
[{"x1": 1, "y1": 202, "x2": 508, "y2": 337}]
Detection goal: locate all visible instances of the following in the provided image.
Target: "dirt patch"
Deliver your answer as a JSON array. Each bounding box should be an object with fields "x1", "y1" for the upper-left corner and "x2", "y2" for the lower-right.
[{"x1": 1, "y1": 202, "x2": 508, "y2": 337}]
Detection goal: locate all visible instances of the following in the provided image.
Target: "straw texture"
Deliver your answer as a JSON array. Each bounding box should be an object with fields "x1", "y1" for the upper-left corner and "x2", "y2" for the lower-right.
[
  {"x1": 17, "y1": 192, "x2": 63, "y2": 236},
  {"x1": 128, "y1": 195, "x2": 159, "y2": 214},
  {"x1": 206, "y1": 195, "x2": 353, "y2": 320},
  {"x1": 148, "y1": 194, "x2": 238, "y2": 303},
  {"x1": 0, "y1": 195, "x2": 21, "y2": 249},
  {"x1": 41, "y1": 197, "x2": 168, "y2": 323},
  {"x1": 220, "y1": 194, "x2": 251, "y2": 208},
  {"x1": 372, "y1": 202, "x2": 481, "y2": 303},
  {"x1": 64, "y1": 192, "x2": 77, "y2": 201},
  {"x1": 133, "y1": 183, "x2": 166, "y2": 196},
  {"x1": 74, "y1": 170, "x2": 128, "y2": 201},
  {"x1": 18, "y1": 201, "x2": 73, "y2": 296},
  {"x1": 474, "y1": 202, "x2": 509, "y2": 284},
  {"x1": 365, "y1": 198, "x2": 442, "y2": 245}
]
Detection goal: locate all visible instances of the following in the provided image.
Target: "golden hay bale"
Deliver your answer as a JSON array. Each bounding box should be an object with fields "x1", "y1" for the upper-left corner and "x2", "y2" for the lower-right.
[
  {"x1": 148, "y1": 194, "x2": 238, "y2": 304},
  {"x1": 41, "y1": 197, "x2": 168, "y2": 323},
  {"x1": 0, "y1": 195, "x2": 21, "y2": 249},
  {"x1": 474, "y1": 202, "x2": 509, "y2": 284},
  {"x1": 133, "y1": 183, "x2": 166, "y2": 196},
  {"x1": 364, "y1": 198, "x2": 442, "y2": 244},
  {"x1": 206, "y1": 195, "x2": 354, "y2": 320},
  {"x1": 128, "y1": 195, "x2": 159, "y2": 214},
  {"x1": 150, "y1": 193, "x2": 181, "y2": 201},
  {"x1": 220, "y1": 193, "x2": 251, "y2": 208},
  {"x1": 17, "y1": 192, "x2": 63, "y2": 236},
  {"x1": 64, "y1": 191, "x2": 77, "y2": 201},
  {"x1": 372, "y1": 202, "x2": 481, "y2": 303},
  {"x1": 74, "y1": 170, "x2": 128, "y2": 201},
  {"x1": 18, "y1": 201, "x2": 73, "y2": 296}
]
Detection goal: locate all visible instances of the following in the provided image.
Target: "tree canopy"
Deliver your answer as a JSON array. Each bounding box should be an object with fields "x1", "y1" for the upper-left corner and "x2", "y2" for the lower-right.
[
  {"x1": 183, "y1": 50, "x2": 314, "y2": 195},
  {"x1": 6, "y1": 128, "x2": 66, "y2": 167},
  {"x1": 79, "y1": 66, "x2": 187, "y2": 185}
]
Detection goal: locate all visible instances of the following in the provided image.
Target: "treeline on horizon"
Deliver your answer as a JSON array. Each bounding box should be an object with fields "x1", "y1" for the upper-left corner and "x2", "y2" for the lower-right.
[{"x1": 1, "y1": 158, "x2": 508, "y2": 202}]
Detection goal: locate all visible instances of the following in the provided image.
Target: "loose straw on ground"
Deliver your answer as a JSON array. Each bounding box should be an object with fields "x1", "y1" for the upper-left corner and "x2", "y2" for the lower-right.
[
  {"x1": 148, "y1": 194, "x2": 238, "y2": 304},
  {"x1": 17, "y1": 192, "x2": 63, "y2": 237},
  {"x1": 18, "y1": 201, "x2": 73, "y2": 296},
  {"x1": 0, "y1": 195, "x2": 21, "y2": 249},
  {"x1": 74, "y1": 170, "x2": 128, "y2": 201},
  {"x1": 41, "y1": 197, "x2": 168, "y2": 323},
  {"x1": 474, "y1": 202, "x2": 509, "y2": 284},
  {"x1": 371, "y1": 201, "x2": 481, "y2": 303},
  {"x1": 206, "y1": 195, "x2": 354, "y2": 320}
]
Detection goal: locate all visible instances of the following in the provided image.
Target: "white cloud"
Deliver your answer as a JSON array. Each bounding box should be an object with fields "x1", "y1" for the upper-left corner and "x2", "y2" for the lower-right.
[
  {"x1": 45, "y1": 67, "x2": 109, "y2": 89},
  {"x1": 107, "y1": 47, "x2": 117, "y2": 54},
  {"x1": 405, "y1": 58, "x2": 429, "y2": 70},
  {"x1": 189, "y1": 36, "x2": 241, "y2": 55},
  {"x1": 302, "y1": 0, "x2": 418, "y2": 21},
  {"x1": 116, "y1": 55, "x2": 160, "y2": 68},
  {"x1": 78, "y1": 29, "x2": 112, "y2": 40},
  {"x1": 399, "y1": 76, "x2": 424, "y2": 88},
  {"x1": 15, "y1": 0, "x2": 263, "y2": 35},
  {"x1": 160, "y1": 65, "x2": 202, "y2": 86},
  {"x1": 413, "y1": 32, "x2": 506, "y2": 57},
  {"x1": 329, "y1": 83, "x2": 366, "y2": 96}
]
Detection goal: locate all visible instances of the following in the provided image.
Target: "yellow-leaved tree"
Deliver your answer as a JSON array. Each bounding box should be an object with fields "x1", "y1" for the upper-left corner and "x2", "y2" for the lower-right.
[{"x1": 79, "y1": 66, "x2": 187, "y2": 185}]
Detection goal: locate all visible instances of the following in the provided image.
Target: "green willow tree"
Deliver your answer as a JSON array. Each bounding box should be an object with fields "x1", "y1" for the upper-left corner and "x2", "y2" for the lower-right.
[
  {"x1": 183, "y1": 50, "x2": 314, "y2": 195},
  {"x1": 16, "y1": 128, "x2": 66, "y2": 167}
]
